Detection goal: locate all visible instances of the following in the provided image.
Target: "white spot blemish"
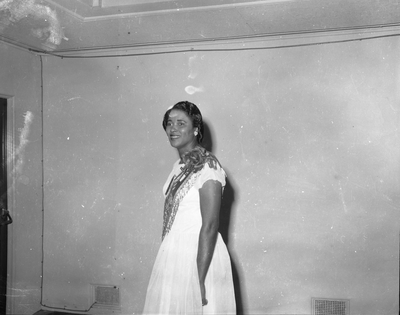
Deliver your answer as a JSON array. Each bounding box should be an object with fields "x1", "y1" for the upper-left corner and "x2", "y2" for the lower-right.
[
  {"x1": 188, "y1": 55, "x2": 198, "y2": 79},
  {"x1": 7, "y1": 111, "x2": 34, "y2": 185},
  {"x1": 185, "y1": 85, "x2": 204, "y2": 95}
]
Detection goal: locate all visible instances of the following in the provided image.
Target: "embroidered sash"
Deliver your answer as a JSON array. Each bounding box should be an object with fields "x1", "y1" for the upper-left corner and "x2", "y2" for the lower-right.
[{"x1": 162, "y1": 146, "x2": 220, "y2": 240}]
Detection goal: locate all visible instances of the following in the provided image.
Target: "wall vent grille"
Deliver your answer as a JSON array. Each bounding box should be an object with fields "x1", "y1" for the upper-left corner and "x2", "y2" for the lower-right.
[
  {"x1": 312, "y1": 298, "x2": 350, "y2": 315},
  {"x1": 91, "y1": 284, "x2": 120, "y2": 309}
]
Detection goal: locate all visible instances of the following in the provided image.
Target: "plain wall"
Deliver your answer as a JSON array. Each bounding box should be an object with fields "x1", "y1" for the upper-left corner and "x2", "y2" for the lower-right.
[
  {"x1": 40, "y1": 36, "x2": 399, "y2": 315},
  {"x1": 0, "y1": 43, "x2": 43, "y2": 314},
  {"x1": 1, "y1": 35, "x2": 399, "y2": 314}
]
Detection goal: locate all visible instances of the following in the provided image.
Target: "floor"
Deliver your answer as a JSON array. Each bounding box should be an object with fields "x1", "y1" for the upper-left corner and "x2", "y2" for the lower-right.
[{"x1": 33, "y1": 311, "x2": 87, "y2": 315}]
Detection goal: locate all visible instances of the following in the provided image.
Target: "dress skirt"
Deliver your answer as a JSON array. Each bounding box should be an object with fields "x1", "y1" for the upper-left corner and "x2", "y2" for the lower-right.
[{"x1": 142, "y1": 229, "x2": 236, "y2": 315}]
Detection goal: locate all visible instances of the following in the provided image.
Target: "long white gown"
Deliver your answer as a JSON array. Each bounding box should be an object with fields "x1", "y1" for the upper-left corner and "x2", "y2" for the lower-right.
[{"x1": 142, "y1": 159, "x2": 236, "y2": 315}]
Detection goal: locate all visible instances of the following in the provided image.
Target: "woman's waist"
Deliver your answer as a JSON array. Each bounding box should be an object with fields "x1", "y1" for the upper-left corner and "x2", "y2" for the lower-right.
[{"x1": 170, "y1": 222, "x2": 201, "y2": 234}]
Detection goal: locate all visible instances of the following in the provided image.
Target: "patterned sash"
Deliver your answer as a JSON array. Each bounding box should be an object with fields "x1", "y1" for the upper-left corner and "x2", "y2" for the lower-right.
[{"x1": 162, "y1": 146, "x2": 220, "y2": 240}]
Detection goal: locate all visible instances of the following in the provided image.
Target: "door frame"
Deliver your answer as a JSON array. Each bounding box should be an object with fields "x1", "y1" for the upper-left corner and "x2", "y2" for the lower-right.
[
  {"x1": 0, "y1": 97, "x2": 7, "y2": 314},
  {"x1": 0, "y1": 95, "x2": 15, "y2": 314}
]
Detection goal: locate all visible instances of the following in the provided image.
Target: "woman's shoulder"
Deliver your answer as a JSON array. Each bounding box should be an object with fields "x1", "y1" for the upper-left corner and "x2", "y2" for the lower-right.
[
  {"x1": 186, "y1": 146, "x2": 222, "y2": 167},
  {"x1": 182, "y1": 146, "x2": 225, "y2": 176},
  {"x1": 201, "y1": 149, "x2": 223, "y2": 171},
  {"x1": 198, "y1": 148, "x2": 226, "y2": 186}
]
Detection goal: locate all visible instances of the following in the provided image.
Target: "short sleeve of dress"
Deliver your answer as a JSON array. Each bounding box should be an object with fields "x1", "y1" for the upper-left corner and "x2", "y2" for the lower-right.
[{"x1": 197, "y1": 162, "x2": 226, "y2": 189}]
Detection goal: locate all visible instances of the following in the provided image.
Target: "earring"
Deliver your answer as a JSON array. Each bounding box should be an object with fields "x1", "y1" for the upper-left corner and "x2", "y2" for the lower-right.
[{"x1": 194, "y1": 131, "x2": 198, "y2": 136}]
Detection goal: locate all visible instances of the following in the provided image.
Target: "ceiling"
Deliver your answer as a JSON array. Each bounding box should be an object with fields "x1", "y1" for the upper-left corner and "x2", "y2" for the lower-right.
[{"x1": 0, "y1": 0, "x2": 399, "y2": 56}]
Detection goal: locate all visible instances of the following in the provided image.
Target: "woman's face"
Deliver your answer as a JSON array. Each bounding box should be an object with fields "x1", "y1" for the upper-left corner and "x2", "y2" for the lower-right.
[{"x1": 165, "y1": 109, "x2": 198, "y2": 154}]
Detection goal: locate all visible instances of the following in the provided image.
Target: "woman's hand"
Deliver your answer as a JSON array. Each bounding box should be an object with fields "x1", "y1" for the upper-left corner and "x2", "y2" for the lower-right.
[{"x1": 200, "y1": 282, "x2": 208, "y2": 306}]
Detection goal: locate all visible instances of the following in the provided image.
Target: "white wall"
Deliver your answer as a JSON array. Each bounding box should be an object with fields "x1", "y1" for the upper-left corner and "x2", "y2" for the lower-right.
[
  {"x1": 0, "y1": 43, "x2": 43, "y2": 314},
  {"x1": 40, "y1": 36, "x2": 399, "y2": 315},
  {"x1": 1, "y1": 34, "x2": 399, "y2": 315}
]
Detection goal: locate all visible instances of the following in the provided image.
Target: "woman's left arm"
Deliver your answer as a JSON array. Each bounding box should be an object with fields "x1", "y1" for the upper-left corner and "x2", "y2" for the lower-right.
[{"x1": 197, "y1": 179, "x2": 222, "y2": 306}]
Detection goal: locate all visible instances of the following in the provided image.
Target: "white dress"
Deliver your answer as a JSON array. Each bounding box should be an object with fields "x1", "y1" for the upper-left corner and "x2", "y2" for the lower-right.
[{"x1": 142, "y1": 159, "x2": 236, "y2": 315}]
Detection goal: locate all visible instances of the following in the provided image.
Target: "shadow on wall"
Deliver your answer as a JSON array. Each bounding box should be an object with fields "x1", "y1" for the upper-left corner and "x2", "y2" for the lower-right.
[{"x1": 203, "y1": 121, "x2": 246, "y2": 315}]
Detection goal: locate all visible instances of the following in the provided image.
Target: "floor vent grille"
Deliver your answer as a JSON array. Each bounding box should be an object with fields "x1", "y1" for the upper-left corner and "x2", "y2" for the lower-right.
[
  {"x1": 312, "y1": 298, "x2": 350, "y2": 315},
  {"x1": 91, "y1": 284, "x2": 120, "y2": 309}
]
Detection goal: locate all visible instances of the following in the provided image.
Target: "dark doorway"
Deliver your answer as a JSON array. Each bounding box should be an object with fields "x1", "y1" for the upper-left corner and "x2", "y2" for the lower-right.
[{"x1": 0, "y1": 97, "x2": 8, "y2": 314}]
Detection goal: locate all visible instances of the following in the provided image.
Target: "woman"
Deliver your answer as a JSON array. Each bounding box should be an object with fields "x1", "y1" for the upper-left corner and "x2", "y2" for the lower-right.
[{"x1": 142, "y1": 101, "x2": 236, "y2": 314}]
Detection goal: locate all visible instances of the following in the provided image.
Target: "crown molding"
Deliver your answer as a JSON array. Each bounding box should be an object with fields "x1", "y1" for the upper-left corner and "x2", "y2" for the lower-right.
[
  {"x1": 45, "y1": 24, "x2": 400, "y2": 57},
  {"x1": 44, "y1": 0, "x2": 86, "y2": 21},
  {"x1": 44, "y1": 0, "x2": 294, "y2": 22}
]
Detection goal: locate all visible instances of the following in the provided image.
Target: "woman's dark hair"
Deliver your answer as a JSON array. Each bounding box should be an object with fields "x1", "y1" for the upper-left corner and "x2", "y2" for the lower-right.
[{"x1": 162, "y1": 101, "x2": 204, "y2": 143}]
